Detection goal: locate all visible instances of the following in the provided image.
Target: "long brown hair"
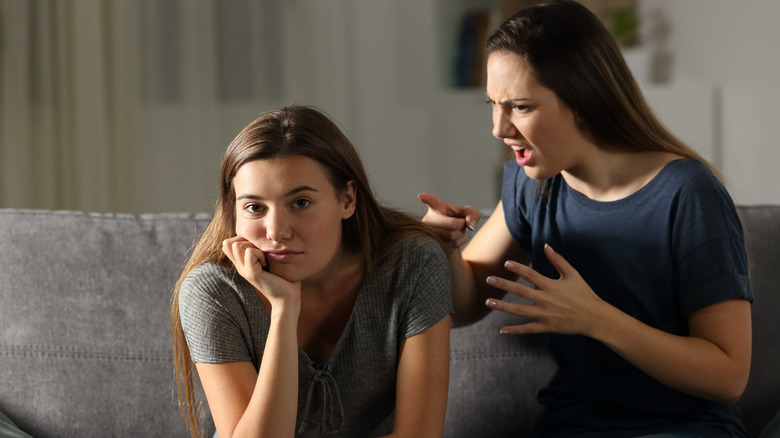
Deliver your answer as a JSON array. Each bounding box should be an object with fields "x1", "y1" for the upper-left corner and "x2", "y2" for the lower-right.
[
  {"x1": 487, "y1": 0, "x2": 718, "y2": 178},
  {"x1": 170, "y1": 105, "x2": 437, "y2": 437}
]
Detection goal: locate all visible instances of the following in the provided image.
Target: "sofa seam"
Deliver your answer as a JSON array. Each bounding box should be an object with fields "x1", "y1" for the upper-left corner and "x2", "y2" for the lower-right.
[
  {"x1": 0, "y1": 209, "x2": 212, "y2": 223},
  {"x1": 0, "y1": 344, "x2": 171, "y2": 362},
  {"x1": 450, "y1": 351, "x2": 546, "y2": 360}
]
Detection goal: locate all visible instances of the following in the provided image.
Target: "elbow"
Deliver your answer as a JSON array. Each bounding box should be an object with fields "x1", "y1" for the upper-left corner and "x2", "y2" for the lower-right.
[
  {"x1": 706, "y1": 371, "x2": 749, "y2": 405},
  {"x1": 713, "y1": 393, "x2": 743, "y2": 406},
  {"x1": 451, "y1": 307, "x2": 490, "y2": 328},
  {"x1": 714, "y1": 381, "x2": 747, "y2": 406},
  {"x1": 720, "y1": 362, "x2": 751, "y2": 405}
]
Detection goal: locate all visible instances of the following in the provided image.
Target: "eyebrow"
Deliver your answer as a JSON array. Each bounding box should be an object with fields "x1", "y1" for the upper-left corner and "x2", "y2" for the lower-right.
[
  {"x1": 486, "y1": 94, "x2": 531, "y2": 106},
  {"x1": 236, "y1": 185, "x2": 319, "y2": 201}
]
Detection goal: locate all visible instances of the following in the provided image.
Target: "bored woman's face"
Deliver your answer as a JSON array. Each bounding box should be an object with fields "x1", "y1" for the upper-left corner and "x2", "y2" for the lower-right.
[{"x1": 232, "y1": 155, "x2": 356, "y2": 283}]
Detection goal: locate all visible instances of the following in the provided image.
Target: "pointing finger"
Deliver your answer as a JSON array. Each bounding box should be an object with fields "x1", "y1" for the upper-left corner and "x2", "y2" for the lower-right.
[
  {"x1": 419, "y1": 193, "x2": 480, "y2": 231},
  {"x1": 418, "y1": 193, "x2": 455, "y2": 215}
]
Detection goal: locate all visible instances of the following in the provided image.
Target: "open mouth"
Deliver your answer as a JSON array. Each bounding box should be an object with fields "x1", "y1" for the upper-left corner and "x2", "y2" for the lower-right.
[{"x1": 511, "y1": 145, "x2": 532, "y2": 166}]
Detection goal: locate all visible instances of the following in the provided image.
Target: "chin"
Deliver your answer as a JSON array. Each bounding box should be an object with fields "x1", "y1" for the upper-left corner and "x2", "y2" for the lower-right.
[
  {"x1": 267, "y1": 265, "x2": 303, "y2": 283},
  {"x1": 522, "y1": 167, "x2": 545, "y2": 181},
  {"x1": 523, "y1": 166, "x2": 557, "y2": 181}
]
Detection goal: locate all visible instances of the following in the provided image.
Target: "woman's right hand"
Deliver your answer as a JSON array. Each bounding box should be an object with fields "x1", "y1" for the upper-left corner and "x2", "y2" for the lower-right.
[
  {"x1": 202, "y1": 237, "x2": 302, "y2": 438},
  {"x1": 222, "y1": 236, "x2": 301, "y2": 309},
  {"x1": 418, "y1": 193, "x2": 481, "y2": 251}
]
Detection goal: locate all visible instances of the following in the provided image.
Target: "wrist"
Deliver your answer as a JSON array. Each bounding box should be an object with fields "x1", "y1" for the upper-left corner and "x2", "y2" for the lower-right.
[
  {"x1": 270, "y1": 298, "x2": 301, "y2": 323},
  {"x1": 587, "y1": 300, "x2": 628, "y2": 343}
]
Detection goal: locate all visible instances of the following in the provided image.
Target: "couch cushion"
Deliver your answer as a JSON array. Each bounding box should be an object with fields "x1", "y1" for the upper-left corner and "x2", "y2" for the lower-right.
[
  {"x1": 738, "y1": 205, "x2": 780, "y2": 437},
  {"x1": 443, "y1": 210, "x2": 556, "y2": 437},
  {"x1": 445, "y1": 295, "x2": 555, "y2": 438}
]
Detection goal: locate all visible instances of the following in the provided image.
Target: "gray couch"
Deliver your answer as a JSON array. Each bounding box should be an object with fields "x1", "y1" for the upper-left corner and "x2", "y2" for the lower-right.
[{"x1": 0, "y1": 206, "x2": 778, "y2": 437}]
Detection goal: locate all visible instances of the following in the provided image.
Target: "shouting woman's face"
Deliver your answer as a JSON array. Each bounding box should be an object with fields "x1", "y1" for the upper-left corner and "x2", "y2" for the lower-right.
[{"x1": 486, "y1": 52, "x2": 590, "y2": 181}]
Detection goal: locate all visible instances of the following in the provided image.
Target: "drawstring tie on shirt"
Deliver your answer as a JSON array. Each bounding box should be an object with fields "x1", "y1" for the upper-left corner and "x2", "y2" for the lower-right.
[{"x1": 298, "y1": 366, "x2": 344, "y2": 434}]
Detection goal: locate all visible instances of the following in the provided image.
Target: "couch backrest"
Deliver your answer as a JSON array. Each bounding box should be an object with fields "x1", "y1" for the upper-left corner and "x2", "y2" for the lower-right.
[{"x1": 0, "y1": 210, "x2": 215, "y2": 438}]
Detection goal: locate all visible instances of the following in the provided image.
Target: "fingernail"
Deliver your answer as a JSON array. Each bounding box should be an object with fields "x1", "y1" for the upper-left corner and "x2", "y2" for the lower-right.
[
  {"x1": 485, "y1": 299, "x2": 496, "y2": 308},
  {"x1": 545, "y1": 243, "x2": 554, "y2": 252},
  {"x1": 504, "y1": 260, "x2": 514, "y2": 269},
  {"x1": 486, "y1": 276, "x2": 497, "y2": 286},
  {"x1": 499, "y1": 328, "x2": 509, "y2": 335},
  {"x1": 467, "y1": 220, "x2": 477, "y2": 231}
]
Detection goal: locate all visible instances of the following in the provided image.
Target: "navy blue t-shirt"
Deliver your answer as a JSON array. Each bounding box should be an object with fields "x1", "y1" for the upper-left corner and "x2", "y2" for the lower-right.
[{"x1": 501, "y1": 158, "x2": 753, "y2": 437}]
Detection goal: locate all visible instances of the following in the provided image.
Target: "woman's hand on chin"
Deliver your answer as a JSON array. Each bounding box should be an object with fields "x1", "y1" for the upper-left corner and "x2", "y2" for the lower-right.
[{"x1": 222, "y1": 236, "x2": 301, "y2": 311}]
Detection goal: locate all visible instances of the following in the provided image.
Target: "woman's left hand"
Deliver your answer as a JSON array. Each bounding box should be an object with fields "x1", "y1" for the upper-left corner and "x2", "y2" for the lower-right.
[
  {"x1": 486, "y1": 244, "x2": 752, "y2": 403},
  {"x1": 484, "y1": 244, "x2": 613, "y2": 336}
]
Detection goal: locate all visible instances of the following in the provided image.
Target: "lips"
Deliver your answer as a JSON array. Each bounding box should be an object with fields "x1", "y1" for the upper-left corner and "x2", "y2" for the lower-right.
[
  {"x1": 263, "y1": 250, "x2": 302, "y2": 262},
  {"x1": 511, "y1": 145, "x2": 532, "y2": 166}
]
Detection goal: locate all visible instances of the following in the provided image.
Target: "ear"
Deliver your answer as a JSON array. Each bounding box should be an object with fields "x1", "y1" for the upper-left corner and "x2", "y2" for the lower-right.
[
  {"x1": 575, "y1": 113, "x2": 588, "y2": 133},
  {"x1": 341, "y1": 180, "x2": 357, "y2": 219}
]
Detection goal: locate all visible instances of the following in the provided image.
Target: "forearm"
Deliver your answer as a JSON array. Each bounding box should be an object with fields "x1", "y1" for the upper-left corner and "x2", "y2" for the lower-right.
[
  {"x1": 592, "y1": 300, "x2": 751, "y2": 404},
  {"x1": 382, "y1": 316, "x2": 451, "y2": 438},
  {"x1": 450, "y1": 248, "x2": 525, "y2": 327},
  {"x1": 232, "y1": 305, "x2": 300, "y2": 437},
  {"x1": 446, "y1": 248, "x2": 487, "y2": 327}
]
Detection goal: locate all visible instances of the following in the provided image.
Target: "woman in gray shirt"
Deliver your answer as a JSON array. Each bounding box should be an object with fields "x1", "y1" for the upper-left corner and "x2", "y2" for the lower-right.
[{"x1": 171, "y1": 105, "x2": 452, "y2": 438}]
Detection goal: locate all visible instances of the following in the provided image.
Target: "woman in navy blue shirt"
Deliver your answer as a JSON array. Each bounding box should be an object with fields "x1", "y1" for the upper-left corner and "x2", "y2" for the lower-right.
[{"x1": 420, "y1": 1, "x2": 752, "y2": 436}]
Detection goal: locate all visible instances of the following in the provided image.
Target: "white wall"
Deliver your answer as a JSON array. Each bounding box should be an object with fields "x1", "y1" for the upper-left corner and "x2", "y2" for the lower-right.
[
  {"x1": 342, "y1": 0, "x2": 502, "y2": 216},
  {"x1": 637, "y1": 0, "x2": 780, "y2": 205}
]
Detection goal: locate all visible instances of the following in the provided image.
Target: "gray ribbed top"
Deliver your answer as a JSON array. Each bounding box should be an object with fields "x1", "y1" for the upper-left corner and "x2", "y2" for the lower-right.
[{"x1": 179, "y1": 235, "x2": 452, "y2": 437}]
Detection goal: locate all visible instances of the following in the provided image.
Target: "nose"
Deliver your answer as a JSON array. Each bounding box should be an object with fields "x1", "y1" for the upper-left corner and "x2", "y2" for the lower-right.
[
  {"x1": 265, "y1": 208, "x2": 293, "y2": 242},
  {"x1": 492, "y1": 106, "x2": 516, "y2": 139}
]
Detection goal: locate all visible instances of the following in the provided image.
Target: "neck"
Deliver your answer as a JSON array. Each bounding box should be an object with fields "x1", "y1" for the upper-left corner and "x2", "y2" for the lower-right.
[
  {"x1": 562, "y1": 149, "x2": 681, "y2": 202},
  {"x1": 302, "y1": 249, "x2": 363, "y2": 301}
]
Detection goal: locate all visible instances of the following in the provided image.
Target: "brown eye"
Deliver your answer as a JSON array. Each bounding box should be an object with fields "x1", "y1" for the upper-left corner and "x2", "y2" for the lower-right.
[
  {"x1": 292, "y1": 199, "x2": 312, "y2": 209},
  {"x1": 244, "y1": 204, "x2": 264, "y2": 214}
]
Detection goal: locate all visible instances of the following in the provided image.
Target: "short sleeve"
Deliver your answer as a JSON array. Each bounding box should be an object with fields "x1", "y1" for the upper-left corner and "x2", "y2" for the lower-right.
[
  {"x1": 178, "y1": 264, "x2": 255, "y2": 363},
  {"x1": 398, "y1": 238, "x2": 452, "y2": 339},
  {"x1": 672, "y1": 169, "x2": 754, "y2": 315}
]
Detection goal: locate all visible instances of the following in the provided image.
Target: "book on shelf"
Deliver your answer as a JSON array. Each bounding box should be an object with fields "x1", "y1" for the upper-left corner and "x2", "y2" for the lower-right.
[{"x1": 451, "y1": 9, "x2": 497, "y2": 88}]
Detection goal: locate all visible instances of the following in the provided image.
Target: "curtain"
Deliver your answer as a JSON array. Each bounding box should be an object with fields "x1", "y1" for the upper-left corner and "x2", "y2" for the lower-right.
[
  {"x1": 0, "y1": 0, "x2": 140, "y2": 212},
  {"x1": 0, "y1": 0, "x2": 299, "y2": 214}
]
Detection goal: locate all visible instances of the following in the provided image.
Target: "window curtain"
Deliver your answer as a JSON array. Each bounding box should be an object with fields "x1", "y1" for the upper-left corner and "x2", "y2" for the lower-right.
[
  {"x1": 0, "y1": 0, "x2": 297, "y2": 214},
  {"x1": 0, "y1": 0, "x2": 140, "y2": 213}
]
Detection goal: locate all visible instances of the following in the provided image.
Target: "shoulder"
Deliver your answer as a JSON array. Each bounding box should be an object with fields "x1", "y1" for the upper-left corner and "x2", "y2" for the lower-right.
[
  {"x1": 656, "y1": 158, "x2": 724, "y2": 195},
  {"x1": 178, "y1": 263, "x2": 261, "y2": 363},
  {"x1": 372, "y1": 235, "x2": 453, "y2": 332},
  {"x1": 660, "y1": 160, "x2": 738, "y2": 218},
  {"x1": 656, "y1": 160, "x2": 746, "y2": 254},
  {"x1": 393, "y1": 234, "x2": 448, "y2": 267},
  {"x1": 373, "y1": 234, "x2": 450, "y2": 282},
  {"x1": 181, "y1": 263, "x2": 233, "y2": 296},
  {"x1": 179, "y1": 262, "x2": 246, "y2": 312}
]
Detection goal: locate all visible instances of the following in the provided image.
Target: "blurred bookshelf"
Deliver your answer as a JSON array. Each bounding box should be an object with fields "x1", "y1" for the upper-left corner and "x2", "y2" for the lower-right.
[{"x1": 444, "y1": 0, "x2": 639, "y2": 90}]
